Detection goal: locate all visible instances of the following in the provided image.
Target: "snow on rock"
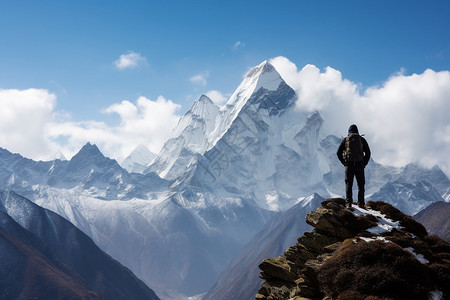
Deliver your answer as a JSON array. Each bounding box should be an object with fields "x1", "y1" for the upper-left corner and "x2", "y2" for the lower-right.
[
  {"x1": 429, "y1": 290, "x2": 444, "y2": 300},
  {"x1": 404, "y1": 247, "x2": 430, "y2": 264},
  {"x1": 352, "y1": 205, "x2": 401, "y2": 234},
  {"x1": 359, "y1": 236, "x2": 389, "y2": 243}
]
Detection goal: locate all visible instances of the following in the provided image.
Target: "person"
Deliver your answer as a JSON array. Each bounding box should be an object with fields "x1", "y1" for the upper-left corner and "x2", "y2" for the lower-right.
[{"x1": 336, "y1": 124, "x2": 371, "y2": 208}]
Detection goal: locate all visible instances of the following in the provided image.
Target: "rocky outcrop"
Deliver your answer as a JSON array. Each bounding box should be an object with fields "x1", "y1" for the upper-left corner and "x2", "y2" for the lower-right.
[{"x1": 256, "y1": 198, "x2": 450, "y2": 300}]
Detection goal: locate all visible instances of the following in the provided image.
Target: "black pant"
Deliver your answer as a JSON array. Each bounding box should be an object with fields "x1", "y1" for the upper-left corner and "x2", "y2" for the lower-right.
[{"x1": 345, "y1": 162, "x2": 365, "y2": 204}]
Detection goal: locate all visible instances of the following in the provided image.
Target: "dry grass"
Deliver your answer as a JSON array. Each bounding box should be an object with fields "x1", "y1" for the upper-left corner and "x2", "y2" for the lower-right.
[{"x1": 318, "y1": 240, "x2": 434, "y2": 300}]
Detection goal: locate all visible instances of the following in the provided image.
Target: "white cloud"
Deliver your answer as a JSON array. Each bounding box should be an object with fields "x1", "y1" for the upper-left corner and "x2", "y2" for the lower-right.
[
  {"x1": 190, "y1": 71, "x2": 209, "y2": 86},
  {"x1": 48, "y1": 96, "x2": 181, "y2": 160},
  {"x1": 0, "y1": 88, "x2": 181, "y2": 161},
  {"x1": 114, "y1": 51, "x2": 146, "y2": 70},
  {"x1": 270, "y1": 56, "x2": 450, "y2": 176},
  {"x1": 0, "y1": 88, "x2": 57, "y2": 160},
  {"x1": 205, "y1": 90, "x2": 228, "y2": 105},
  {"x1": 232, "y1": 41, "x2": 245, "y2": 50}
]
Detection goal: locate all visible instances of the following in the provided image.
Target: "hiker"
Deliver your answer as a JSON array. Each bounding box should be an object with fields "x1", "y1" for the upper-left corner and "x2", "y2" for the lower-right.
[{"x1": 336, "y1": 124, "x2": 371, "y2": 208}]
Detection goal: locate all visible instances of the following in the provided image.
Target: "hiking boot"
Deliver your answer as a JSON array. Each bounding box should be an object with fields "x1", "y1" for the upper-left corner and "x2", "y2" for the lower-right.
[{"x1": 357, "y1": 202, "x2": 365, "y2": 209}]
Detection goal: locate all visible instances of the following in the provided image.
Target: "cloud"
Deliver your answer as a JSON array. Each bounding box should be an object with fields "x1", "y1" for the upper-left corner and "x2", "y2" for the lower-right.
[
  {"x1": 205, "y1": 90, "x2": 228, "y2": 105},
  {"x1": 0, "y1": 88, "x2": 181, "y2": 161},
  {"x1": 270, "y1": 56, "x2": 450, "y2": 176},
  {"x1": 0, "y1": 88, "x2": 57, "y2": 159},
  {"x1": 48, "y1": 96, "x2": 181, "y2": 160},
  {"x1": 190, "y1": 71, "x2": 209, "y2": 86},
  {"x1": 232, "y1": 41, "x2": 245, "y2": 50},
  {"x1": 114, "y1": 51, "x2": 147, "y2": 70}
]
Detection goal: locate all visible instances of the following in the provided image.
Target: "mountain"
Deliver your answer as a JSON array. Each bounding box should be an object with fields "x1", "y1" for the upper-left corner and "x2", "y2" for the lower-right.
[
  {"x1": 415, "y1": 201, "x2": 450, "y2": 242},
  {"x1": 0, "y1": 190, "x2": 160, "y2": 300},
  {"x1": 204, "y1": 194, "x2": 324, "y2": 300},
  {"x1": 147, "y1": 94, "x2": 220, "y2": 180},
  {"x1": 120, "y1": 144, "x2": 157, "y2": 174},
  {"x1": 0, "y1": 145, "x2": 275, "y2": 298},
  {"x1": 0, "y1": 60, "x2": 449, "y2": 299},
  {"x1": 257, "y1": 198, "x2": 450, "y2": 300},
  {"x1": 368, "y1": 180, "x2": 445, "y2": 215},
  {"x1": 0, "y1": 143, "x2": 169, "y2": 200}
]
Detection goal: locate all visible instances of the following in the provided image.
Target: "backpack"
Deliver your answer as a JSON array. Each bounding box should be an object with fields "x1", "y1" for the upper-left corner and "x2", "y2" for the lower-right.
[{"x1": 344, "y1": 133, "x2": 364, "y2": 163}]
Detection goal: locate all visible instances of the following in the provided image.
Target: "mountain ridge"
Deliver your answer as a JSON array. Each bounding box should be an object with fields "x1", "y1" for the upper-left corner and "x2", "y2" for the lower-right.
[{"x1": 0, "y1": 190, "x2": 160, "y2": 300}]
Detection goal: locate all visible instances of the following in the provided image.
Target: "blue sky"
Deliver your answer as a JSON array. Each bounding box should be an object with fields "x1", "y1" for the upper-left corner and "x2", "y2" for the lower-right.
[
  {"x1": 2, "y1": 1, "x2": 449, "y2": 115},
  {"x1": 1, "y1": 0, "x2": 450, "y2": 174}
]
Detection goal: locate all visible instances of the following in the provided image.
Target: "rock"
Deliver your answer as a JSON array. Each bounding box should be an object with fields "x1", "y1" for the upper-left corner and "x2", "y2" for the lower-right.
[
  {"x1": 256, "y1": 198, "x2": 450, "y2": 300},
  {"x1": 259, "y1": 257, "x2": 297, "y2": 282}
]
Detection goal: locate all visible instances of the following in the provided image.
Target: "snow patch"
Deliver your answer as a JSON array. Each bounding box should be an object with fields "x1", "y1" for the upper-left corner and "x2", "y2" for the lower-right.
[
  {"x1": 352, "y1": 205, "x2": 401, "y2": 234},
  {"x1": 359, "y1": 236, "x2": 389, "y2": 243},
  {"x1": 404, "y1": 247, "x2": 430, "y2": 264},
  {"x1": 429, "y1": 290, "x2": 443, "y2": 300}
]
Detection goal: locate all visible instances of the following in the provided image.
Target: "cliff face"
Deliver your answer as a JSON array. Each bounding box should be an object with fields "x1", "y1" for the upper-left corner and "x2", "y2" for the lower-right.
[{"x1": 257, "y1": 199, "x2": 450, "y2": 300}]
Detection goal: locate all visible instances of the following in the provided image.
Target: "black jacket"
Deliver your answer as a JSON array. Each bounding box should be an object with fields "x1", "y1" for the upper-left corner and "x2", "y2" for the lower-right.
[{"x1": 336, "y1": 135, "x2": 371, "y2": 166}]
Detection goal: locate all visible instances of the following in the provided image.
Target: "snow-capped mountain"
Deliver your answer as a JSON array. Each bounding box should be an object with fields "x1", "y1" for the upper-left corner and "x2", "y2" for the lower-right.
[
  {"x1": 368, "y1": 180, "x2": 445, "y2": 215},
  {"x1": 0, "y1": 143, "x2": 168, "y2": 200},
  {"x1": 121, "y1": 144, "x2": 157, "y2": 174},
  {"x1": 147, "y1": 94, "x2": 220, "y2": 180},
  {"x1": 0, "y1": 190, "x2": 160, "y2": 300},
  {"x1": 0, "y1": 60, "x2": 449, "y2": 299}
]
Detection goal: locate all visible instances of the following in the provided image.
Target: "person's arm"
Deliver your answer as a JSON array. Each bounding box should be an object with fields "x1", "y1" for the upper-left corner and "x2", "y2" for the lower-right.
[
  {"x1": 362, "y1": 138, "x2": 371, "y2": 166},
  {"x1": 336, "y1": 139, "x2": 346, "y2": 166}
]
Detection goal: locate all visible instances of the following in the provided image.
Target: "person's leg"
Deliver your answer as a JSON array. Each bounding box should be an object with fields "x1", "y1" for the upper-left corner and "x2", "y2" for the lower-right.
[
  {"x1": 345, "y1": 165, "x2": 355, "y2": 206},
  {"x1": 355, "y1": 165, "x2": 365, "y2": 207}
]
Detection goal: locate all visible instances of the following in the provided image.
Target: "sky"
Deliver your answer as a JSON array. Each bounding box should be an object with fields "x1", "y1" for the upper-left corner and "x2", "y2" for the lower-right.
[{"x1": 1, "y1": 0, "x2": 450, "y2": 175}]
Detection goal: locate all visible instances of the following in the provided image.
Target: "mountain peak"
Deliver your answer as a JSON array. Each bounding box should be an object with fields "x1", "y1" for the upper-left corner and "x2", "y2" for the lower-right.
[
  {"x1": 245, "y1": 60, "x2": 275, "y2": 77},
  {"x1": 198, "y1": 94, "x2": 214, "y2": 104},
  {"x1": 121, "y1": 144, "x2": 156, "y2": 173},
  {"x1": 245, "y1": 60, "x2": 281, "y2": 92},
  {"x1": 189, "y1": 94, "x2": 218, "y2": 116},
  {"x1": 77, "y1": 142, "x2": 102, "y2": 155},
  {"x1": 225, "y1": 60, "x2": 287, "y2": 111},
  {"x1": 70, "y1": 142, "x2": 106, "y2": 163}
]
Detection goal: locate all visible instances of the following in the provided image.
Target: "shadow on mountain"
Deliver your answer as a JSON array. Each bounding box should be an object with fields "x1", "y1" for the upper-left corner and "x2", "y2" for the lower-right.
[{"x1": 0, "y1": 190, "x2": 160, "y2": 300}]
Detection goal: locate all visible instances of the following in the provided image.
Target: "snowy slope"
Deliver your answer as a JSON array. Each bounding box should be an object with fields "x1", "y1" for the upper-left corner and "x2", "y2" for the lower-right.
[
  {"x1": 147, "y1": 94, "x2": 221, "y2": 180},
  {"x1": 121, "y1": 144, "x2": 157, "y2": 174}
]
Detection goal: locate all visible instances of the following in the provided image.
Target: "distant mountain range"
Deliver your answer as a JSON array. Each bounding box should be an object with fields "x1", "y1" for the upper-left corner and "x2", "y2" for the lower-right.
[{"x1": 0, "y1": 60, "x2": 448, "y2": 299}]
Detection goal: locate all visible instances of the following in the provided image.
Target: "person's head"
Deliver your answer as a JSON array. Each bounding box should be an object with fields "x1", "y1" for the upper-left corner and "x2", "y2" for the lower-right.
[{"x1": 348, "y1": 124, "x2": 359, "y2": 134}]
